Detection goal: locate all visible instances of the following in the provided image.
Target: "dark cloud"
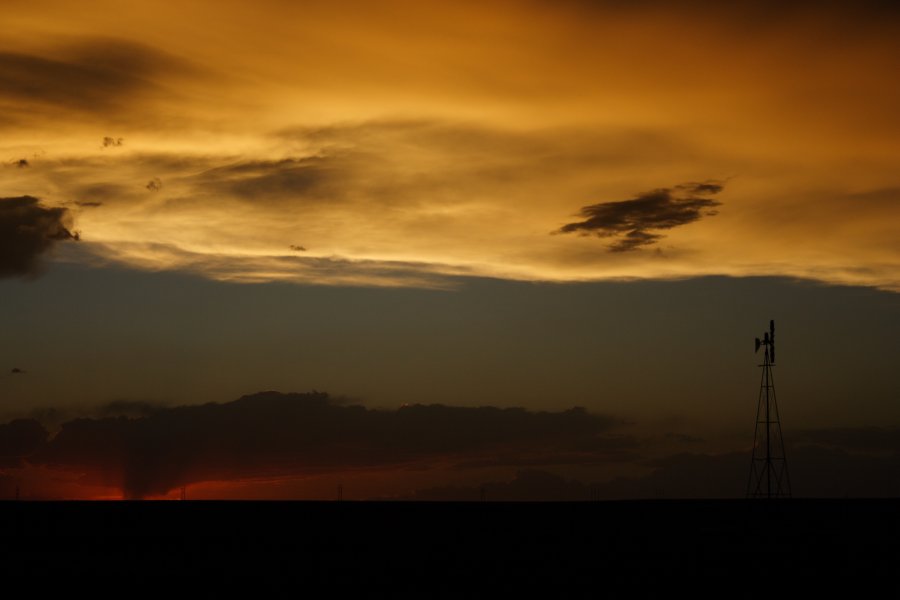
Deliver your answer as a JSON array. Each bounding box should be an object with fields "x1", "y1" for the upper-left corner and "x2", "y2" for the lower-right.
[
  {"x1": 145, "y1": 177, "x2": 162, "y2": 192},
  {"x1": 410, "y1": 425, "x2": 900, "y2": 500},
  {"x1": 785, "y1": 445, "x2": 900, "y2": 498},
  {"x1": 408, "y1": 437, "x2": 900, "y2": 500},
  {"x1": 30, "y1": 391, "x2": 623, "y2": 498},
  {"x1": 0, "y1": 38, "x2": 193, "y2": 122},
  {"x1": 10, "y1": 368, "x2": 25, "y2": 375},
  {"x1": 289, "y1": 244, "x2": 307, "y2": 252},
  {"x1": 103, "y1": 137, "x2": 124, "y2": 148},
  {"x1": 588, "y1": 439, "x2": 900, "y2": 499},
  {"x1": 196, "y1": 157, "x2": 337, "y2": 202},
  {"x1": 15, "y1": 159, "x2": 29, "y2": 168},
  {"x1": 665, "y1": 432, "x2": 705, "y2": 444},
  {"x1": 557, "y1": 181, "x2": 724, "y2": 251},
  {"x1": 0, "y1": 419, "x2": 48, "y2": 468},
  {"x1": 70, "y1": 182, "x2": 131, "y2": 206},
  {"x1": 609, "y1": 452, "x2": 749, "y2": 498},
  {"x1": 794, "y1": 426, "x2": 900, "y2": 454},
  {"x1": 7, "y1": 392, "x2": 900, "y2": 499},
  {"x1": 414, "y1": 454, "x2": 749, "y2": 500},
  {"x1": 0, "y1": 196, "x2": 78, "y2": 278},
  {"x1": 450, "y1": 433, "x2": 639, "y2": 469},
  {"x1": 95, "y1": 399, "x2": 166, "y2": 418}
]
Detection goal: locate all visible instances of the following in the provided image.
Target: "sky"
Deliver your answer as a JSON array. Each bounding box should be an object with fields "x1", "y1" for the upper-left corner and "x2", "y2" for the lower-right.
[{"x1": 0, "y1": 0, "x2": 898, "y2": 499}]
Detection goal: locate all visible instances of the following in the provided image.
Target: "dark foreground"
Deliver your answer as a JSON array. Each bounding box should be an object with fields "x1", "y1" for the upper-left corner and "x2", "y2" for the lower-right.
[{"x1": 2, "y1": 499, "x2": 898, "y2": 595}]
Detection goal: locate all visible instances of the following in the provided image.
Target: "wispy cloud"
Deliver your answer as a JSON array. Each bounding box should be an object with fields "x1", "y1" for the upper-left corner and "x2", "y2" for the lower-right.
[{"x1": 0, "y1": 38, "x2": 201, "y2": 129}]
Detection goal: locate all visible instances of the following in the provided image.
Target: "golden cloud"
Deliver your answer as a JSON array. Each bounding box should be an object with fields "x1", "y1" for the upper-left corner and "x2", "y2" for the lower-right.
[{"x1": 0, "y1": 1, "x2": 897, "y2": 290}]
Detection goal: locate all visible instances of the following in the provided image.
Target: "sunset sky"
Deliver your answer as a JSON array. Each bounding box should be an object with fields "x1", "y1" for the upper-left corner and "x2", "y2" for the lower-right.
[{"x1": 0, "y1": 0, "x2": 898, "y2": 499}]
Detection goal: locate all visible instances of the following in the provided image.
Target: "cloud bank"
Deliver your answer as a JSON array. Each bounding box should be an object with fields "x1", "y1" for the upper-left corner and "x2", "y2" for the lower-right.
[
  {"x1": 4, "y1": 391, "x2": 625, "y2": 498},
  {"x1": 3, "y1": 392, "x2": 899, "y2": 499}
]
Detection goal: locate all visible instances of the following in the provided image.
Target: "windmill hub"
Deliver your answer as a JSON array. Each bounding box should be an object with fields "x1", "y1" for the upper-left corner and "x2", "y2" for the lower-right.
[{"x1": 754, "y1": 319, "x2": 776, "y2": 363}]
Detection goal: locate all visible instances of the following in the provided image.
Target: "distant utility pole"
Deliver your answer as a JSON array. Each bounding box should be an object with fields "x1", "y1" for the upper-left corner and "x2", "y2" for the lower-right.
[
  {"x1": 180, "y1": 486, "x2": 187, "y2": 501},
  {"x1": 747, "y1": 320, "x2": 791, "y2": 498}
]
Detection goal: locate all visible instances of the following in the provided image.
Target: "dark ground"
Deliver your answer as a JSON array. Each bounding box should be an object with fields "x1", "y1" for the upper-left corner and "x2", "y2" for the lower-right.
[{"x1": 1, "y1": 499, "x2": 897, "y2": 595}]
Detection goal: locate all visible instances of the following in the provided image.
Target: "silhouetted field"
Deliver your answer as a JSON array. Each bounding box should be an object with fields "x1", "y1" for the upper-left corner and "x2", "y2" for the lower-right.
[{"x1": 2, "y1": 500, "x2": 897, "y2": 594}]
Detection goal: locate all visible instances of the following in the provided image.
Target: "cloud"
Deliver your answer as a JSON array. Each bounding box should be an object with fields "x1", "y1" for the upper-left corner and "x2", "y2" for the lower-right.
[
  {"x1": 9, "y1": 395, "x2": 900, "y2": 499},
  {"x1": 289, "y1": 244, "x2": 307, "y2": 252},
  {"x1": 15, "y1": 159, "x2": 29, "y2": 168},
  {"x1": 95, "y1": 399, "x2": 166, "y2": 418},
  {"x1": 793, "y1": 426, "x2": 900, "y2": 454},
  {"x1": 267, "y1": 120, "x2": 694, "y2": 208},
  {"x1": 407, "y1": 430, "x2": 900, "y2": 500},
  {"x1": 409, "y1": 425, "x2": 900, "y2": 500},
  {"x1": 145, "y1": 177, "x2": 162, "y2": 192},
  {"x1": 411, "y1": 454, "x2": 748, "y2": 500},
  {"x1": 103, "y1": 137, "x2": 124, "y2": 148},
  {"x1": 665, "y1": 432, "x2": 705, "y2": 444},
  {"x1": 74, "y1": 240, "x2": 475, "y2": 288},
  {"x1": 0, "y1": 38, "x2": 196, "y2": 126},
  {"x1": 0, "y1": 419, "x2": 48, "y2": 468},
  {"x1": 557, "y1": 181, "x2": 724, "y2": 251},
  {"x1": 585, "y1": 430, "x2": 900, "y2": 499},
  {"x1": 70, "y1": 182, "x2": 132, "y2": 207},
  {"x1": 7, "y1": 119, "x2": 898, "y2": 290},
  {"x1": 195, "y1": 157, "x2": 339, "y2": 202},
  {"x1": 0, "y1": 196, "x2": 79, "y2": 278},
  {"x1": 30, "y1": 391, "x2": 624, "y2": 498},
  {"x1": 0, "y1": 122, "x2": 731, "y2": 287}
]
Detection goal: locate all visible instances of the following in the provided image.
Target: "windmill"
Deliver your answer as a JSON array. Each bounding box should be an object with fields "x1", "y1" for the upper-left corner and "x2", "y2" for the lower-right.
[{"x1": 747, "y1": 320, "x2": 791, "y2": 498}]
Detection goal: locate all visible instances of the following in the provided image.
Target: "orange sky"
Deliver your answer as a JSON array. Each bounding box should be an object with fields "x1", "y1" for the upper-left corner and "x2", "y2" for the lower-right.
[{"x1": 1, "y1": 0, "x2": 898, "y2": 290}]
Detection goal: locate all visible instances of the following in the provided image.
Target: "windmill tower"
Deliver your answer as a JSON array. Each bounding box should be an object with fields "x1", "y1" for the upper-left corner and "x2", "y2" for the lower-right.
[{"x1": 747, "y1": 320, "x2": 791, "y2": 498}]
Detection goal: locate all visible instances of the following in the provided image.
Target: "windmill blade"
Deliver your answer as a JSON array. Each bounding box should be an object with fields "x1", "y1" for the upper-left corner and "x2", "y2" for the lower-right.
[
  {"x1": 755, "y1": 338, "x2": 761, "y2": 353},
  {"x1": 770, "y1": 344, "x2": 776, "y2": 363}
]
